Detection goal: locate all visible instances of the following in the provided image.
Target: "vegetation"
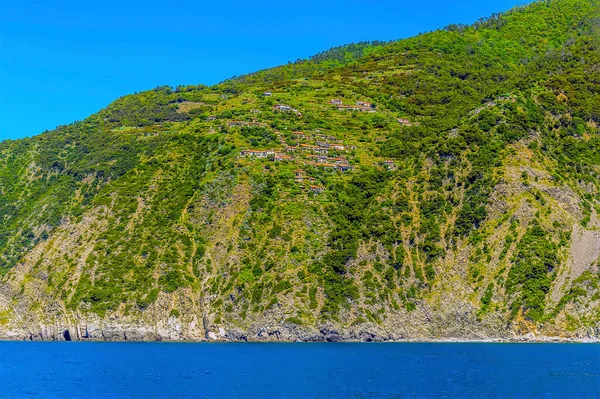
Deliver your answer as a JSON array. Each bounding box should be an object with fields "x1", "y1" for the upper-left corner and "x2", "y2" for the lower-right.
[{"x1": 0, "y1": 0, "x2": 599, "y2": 336}]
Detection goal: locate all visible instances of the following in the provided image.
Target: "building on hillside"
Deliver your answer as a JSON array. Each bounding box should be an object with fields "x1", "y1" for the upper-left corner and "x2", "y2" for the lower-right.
[
  {"x1": 285, "y1": 146, "x2": 300, "y2": 153},
  {"x1": 397, "y1": 118, "x2": 413, "y2": 126},
  {"x1": 250, "y1": 109, "x2": 261, "y2": 114},
  {"x1": 330, "y1": 99, "x2": 343, "y2": 105},
  {"x1": 294, "y1": 170, "x2": 304, "y2": 183},
  {"x1": 337, "y1": 105, "x2": 376, "y2": 113},
  {"x1": 273, "y1": 104, "x2": 292, "y2": 112},
  {"x1": 264, "y1": 92, "x2": 272, "y2": 96},
  {"x1": 315, "y1": 147, "x2": 329, "y2": 155},
  {"x1": 330, "y1": 144, "x2": 346, "y2": 151},
  {"x1": 206, "y1": 116, "x2": 217, "y2": 121},
  {"x1": 329, "y1": 157, "x2": 349, "y2": 165},
  {"x1": 240, "y1": 149, "x2": 275, "y2": 158},
  {"x1": 300, "y1": 144, "x2": 320, "y2": 152},
  {"x1": 307, "y1": 154, "x2": 328, "y2": 163},
  {"x1": 356, "y1": 101, "x2": 372, "y2": 108},
  {"x1": 292, "y1": 132, "x2": 306, "y2": 140},
  {"x1": 309, "y1": 185, "x2": 325, "y2": 194},
  {"x1": 274, "y1": 154, "x2": 293, "y2": 162},
  {"x1": 383, "y1": 160, "x2": 397, "y2": 170}
]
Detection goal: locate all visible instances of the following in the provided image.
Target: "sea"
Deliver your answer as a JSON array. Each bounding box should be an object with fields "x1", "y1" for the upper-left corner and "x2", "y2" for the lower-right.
[{"x1": 0, "y1": 342, "x2": 598, "y2": 399}]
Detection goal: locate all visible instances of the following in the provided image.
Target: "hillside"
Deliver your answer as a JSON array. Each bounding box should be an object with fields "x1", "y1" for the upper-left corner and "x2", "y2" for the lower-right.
[{"x1": 1, "y1": 0, "x2": 599, "y2": 342}]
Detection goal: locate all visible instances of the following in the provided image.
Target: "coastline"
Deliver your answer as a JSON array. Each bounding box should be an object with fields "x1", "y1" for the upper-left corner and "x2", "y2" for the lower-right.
[
  {"x1": 1, "y1": 334, "x2": 598, "y2": 344},
  {"x1": 2, "y1": 310, "x2": 599, "y2": 344},
  {"x1": 2, "y1": 315, "x2": 599, "y2": 344}
]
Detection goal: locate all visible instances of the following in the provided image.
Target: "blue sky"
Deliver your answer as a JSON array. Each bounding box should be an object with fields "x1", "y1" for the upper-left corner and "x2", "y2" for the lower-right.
[{"x1": 0, "y1": 0, "x2": 529, "y2": 141}]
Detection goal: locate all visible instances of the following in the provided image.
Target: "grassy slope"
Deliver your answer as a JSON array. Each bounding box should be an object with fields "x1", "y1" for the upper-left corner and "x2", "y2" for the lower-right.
[{"x1": 0, "y1": 0, "x2": 599, "y2": 339}]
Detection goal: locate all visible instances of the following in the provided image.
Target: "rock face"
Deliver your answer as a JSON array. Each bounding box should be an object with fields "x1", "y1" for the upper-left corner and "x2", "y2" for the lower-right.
[{"x1": 2, "y1": 318, "x2": 597, "y2": 343}]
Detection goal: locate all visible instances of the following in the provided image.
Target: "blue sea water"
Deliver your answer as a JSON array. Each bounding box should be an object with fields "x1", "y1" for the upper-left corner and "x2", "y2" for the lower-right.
[{"x1": 0, "y1": 342, "x2": 598, "y2": 399}]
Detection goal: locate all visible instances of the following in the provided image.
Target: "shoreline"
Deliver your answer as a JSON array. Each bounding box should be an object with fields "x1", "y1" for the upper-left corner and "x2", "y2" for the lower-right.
[{"x1": 1, "y1": 336, "x2": 598, "y2": 344}]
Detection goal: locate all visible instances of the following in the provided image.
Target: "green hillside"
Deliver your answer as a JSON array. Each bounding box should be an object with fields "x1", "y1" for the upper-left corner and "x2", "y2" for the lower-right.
[{"x1": 1, "y1": 0, "x2": 599, "y2": 341}]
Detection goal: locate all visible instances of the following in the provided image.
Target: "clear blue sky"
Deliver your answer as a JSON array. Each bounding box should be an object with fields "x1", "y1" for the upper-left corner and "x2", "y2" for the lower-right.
[{"x1": 0, "y1": 0, "x2": 529, "y2": 141}]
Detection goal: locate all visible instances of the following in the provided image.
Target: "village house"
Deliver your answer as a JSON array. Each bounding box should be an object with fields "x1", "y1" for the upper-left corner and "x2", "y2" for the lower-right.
[
  {"x1": 330, "y1": 144, "x2": 346, "y2": 151},
  {"x1": 240, "y1": 149, "x2": 275, "y2": 158},
  {"x1": 316, "y1": 163, "x2": 337, "y2": 170},
  {"x1": 294, "y1": 170, "x2": 304, "y2": 183},
  {"x1": 309, "y1": 185, "x2": 325, "y2": 194},
  {"x1": 329, "y1": 157, "x2": 349, "y2": 165},
  {"x1": 306, "y1": 177, "x2": 317, "y2": 185},
  {"x1": 306, "y1": 154, "x2": 328, "y2": 163},
  {"x1": 315, "y1": 147, "x2": 329, "y2": 155},
  {"x1": 285, "y1": 146, "x2": 300, "y2": 153},
  {"x1": 264, "y1": 92, "x2": 272, "y2": 96},
  {"x1": 300, "y1": 144, "x2": 320, "y2": 151},
  {"x1": 330, "y1": 99, "x2": 343, "y2": 105},
  {"x1": 356, "y1": 101, "x2": 372, "y2": 108},
  {"x1": 292, "y1": 132, "x2": 306, "y2": 140},
  {"x1": 273, "y1": 104, "x2": 292, "y2": 112},
  {"x1": 397, "y1": 118, "x2": 413, "y2": 126},
  {"x1": 337, "y1": 165, "x2": 352, "y2": 172},
  {"x1": 383, "y1": 160, "x2": 397, "y2": 170},
  {"x1": 206, "y1": 116, "x2": 217, "y2": 121},
  {"x1": 338, "y1": 105, "x2": 376, "y2": 113},
  {"x1": 274, "y1": 154, "x2": 293, "y2": 162},
  {"x1": 316, "y1": 141, "x2": 330, "y2": 148}
]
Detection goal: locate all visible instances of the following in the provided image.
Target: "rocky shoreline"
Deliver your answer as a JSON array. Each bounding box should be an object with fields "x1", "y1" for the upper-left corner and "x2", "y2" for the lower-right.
[{"x1": 1, "y1": 323, "x2": 598, "y2": 343}]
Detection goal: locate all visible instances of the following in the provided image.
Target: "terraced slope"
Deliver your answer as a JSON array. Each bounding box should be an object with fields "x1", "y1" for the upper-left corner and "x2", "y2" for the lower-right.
[{"x1": 0, "y1": 0, "x2": 599, "y2": 341}]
